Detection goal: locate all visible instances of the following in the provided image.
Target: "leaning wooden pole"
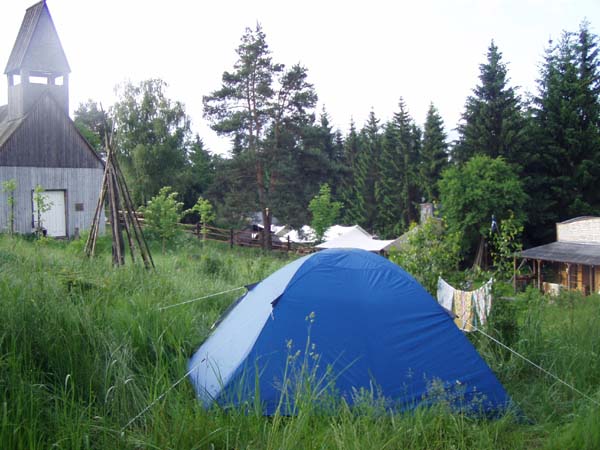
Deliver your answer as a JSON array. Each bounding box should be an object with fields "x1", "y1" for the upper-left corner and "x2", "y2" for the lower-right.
[
  {"x1": 85, "y1": 111, "x2": 154, "y2": 269},
  {"x1": 85, "y1": 144, "x2": 110, "y2": 257},
  {"x1": 107, "y1": 164, "x2": 124, "y2": 266},
  {"x1": 112, "y1": 151, "x2": 154, "y2": 269}
]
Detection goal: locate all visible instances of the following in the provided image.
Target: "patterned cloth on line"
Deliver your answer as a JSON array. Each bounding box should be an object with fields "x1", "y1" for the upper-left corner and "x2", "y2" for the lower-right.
[{"x1": 437, "y1": 277, "x2": 493, "y2": 331}]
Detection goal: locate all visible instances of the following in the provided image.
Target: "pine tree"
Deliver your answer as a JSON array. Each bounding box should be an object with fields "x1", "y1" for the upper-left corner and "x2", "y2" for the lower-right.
[
  {"x1": 203, "y1": 25, "x2": 317, "y2": 247},
  {"x1": 453, "y1": 41, "x2": 526, "y2": 167},
  {"x1": 420, "y1": 103, "x2": 449, "y2": 201}
]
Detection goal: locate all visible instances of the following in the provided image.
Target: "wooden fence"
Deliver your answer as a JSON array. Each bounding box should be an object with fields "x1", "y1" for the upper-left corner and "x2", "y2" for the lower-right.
[
  {"x1": 112, "y1": 212, "x2": 315, "y2": 254},
  {"x1": 180, "y1": 223, "x2": 315, "y2": 254}
]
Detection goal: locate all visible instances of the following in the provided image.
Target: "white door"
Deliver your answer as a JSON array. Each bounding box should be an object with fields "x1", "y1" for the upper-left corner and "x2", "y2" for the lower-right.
[{"x1": 32, "y1": 190, "x2": 67, "y2": 237}]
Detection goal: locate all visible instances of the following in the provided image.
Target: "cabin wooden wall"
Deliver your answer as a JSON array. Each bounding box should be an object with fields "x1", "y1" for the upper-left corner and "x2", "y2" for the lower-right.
[
  {"x1": 557, "y1": 218, "x2": 600, "y2": 244},
  {"x1": 556, "y1": 262, "x2": 599, "y2": 294}
]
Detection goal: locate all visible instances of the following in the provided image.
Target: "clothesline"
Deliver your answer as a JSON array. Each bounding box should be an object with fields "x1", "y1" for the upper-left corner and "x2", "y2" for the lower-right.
[{"x1": 437, "y1": 277, "x2": 493, "y2": 332}]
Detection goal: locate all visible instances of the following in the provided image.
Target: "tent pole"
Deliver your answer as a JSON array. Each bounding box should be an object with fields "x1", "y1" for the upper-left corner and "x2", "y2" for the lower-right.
[{"x1": 513, "y1": 255, "x2": 517, "y2": 292}]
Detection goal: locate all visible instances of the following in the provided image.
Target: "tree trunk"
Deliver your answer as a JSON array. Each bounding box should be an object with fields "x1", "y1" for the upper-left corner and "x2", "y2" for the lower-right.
[
  {"x1": 256, "y1": 159, "x2": 271, "y2": 250},
  {"x1": 261, "y1": 207, "x2": 272, "y2": 250},
  {"x1": 9, "y1": 196, "x2": 14, "y2": 235}
]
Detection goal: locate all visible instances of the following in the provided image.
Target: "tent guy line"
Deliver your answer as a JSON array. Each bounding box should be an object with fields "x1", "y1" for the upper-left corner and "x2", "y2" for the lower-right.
[
  {"x1": 120, "y1": 355, "x2": 210, "y2": 433},
  {"x1": 159, "y1": 286, "x2": 599, "y2": 406},
  {"x1": 124, "y1": 283, "x2": 598, "y2": 432},
  {"x1": 157, "y1": 285, "x2": 599, "y2": 409},
  {"x1": 472, "y1": 325, "x2": 600, "y2": 408},
  {"x1": 157, "y1": 286, "x2": 247, "y2": 311},
  {"x1": 124, "y1": 286, "x2": 249, "y2": 432},
  {"x1": 120, "y1": 321, "x2": 599, "y2": 434}
]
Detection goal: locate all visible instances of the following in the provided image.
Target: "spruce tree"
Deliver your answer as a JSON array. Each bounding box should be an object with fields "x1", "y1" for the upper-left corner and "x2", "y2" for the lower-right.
[
  {"x1": 311, "y1": 109, "x2": 345, "y2": 198},
  {"x1": 420, "y1": 103, "x2": 449, "y2": 201},
  {"x1": 575, "y1": 22, "x2": 600, "y2": 211},
  {"x1": 340, "y1": 120, "x2": 363, "y2": 224},
  {"x1": 348, "y1": 112, "x2": 381, "y2": 231},
  {"x1": 376, "y1": 119, "x2": 403, "y2": 236},
  {"x1": 453, "y1": 41, "x2": 526, "y2": 167},
  {"x1": 181, "y1": 136, "x2": 215, "y2": 209},
  {"x1": 524, "y1": 24, "x2": 600, "y2": 243},
  {"x1": 376, "y1": 99, "x2": 419, "y2": 237}
]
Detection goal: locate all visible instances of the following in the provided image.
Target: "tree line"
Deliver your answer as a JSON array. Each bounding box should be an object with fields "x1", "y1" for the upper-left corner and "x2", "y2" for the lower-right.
[{"x1": 74, "y1": 21, "x2": 600, "y2": 258}]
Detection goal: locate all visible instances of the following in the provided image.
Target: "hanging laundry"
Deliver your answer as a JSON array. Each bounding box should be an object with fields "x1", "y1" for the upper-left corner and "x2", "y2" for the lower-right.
[
  {"x1": 453, "y1": 290, "x2": 475, "y2": 332},
  {"x1": 472, "y1": 278, "x2": 493, "y2": 326},
  {"x1": 436, "y1": 277, "x2": 455, "y2": 312},
  {"x1": 438, "y1": 277, "x2": 494, "y2": 331}
]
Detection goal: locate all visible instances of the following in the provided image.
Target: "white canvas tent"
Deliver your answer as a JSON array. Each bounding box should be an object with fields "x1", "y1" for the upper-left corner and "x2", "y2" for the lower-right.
[
  {"x1": 315, "y1": 226, "x2": 395, "y2": 252},
  {"x1": 281, "y1": 224, "x2": 372, "y2": 244},
  {"x1": 323, "y1": 224, "x2": 371, "y2": 241}
]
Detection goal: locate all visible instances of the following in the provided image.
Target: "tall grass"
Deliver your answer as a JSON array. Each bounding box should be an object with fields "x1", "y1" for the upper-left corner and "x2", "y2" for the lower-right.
[{"x1": 1, "y1": 233, "x2": 599, "y2": 449}]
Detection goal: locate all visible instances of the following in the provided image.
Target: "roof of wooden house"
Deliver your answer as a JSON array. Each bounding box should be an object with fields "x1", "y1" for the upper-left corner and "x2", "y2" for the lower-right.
[
  {"x1": 0, "y1": 92, "x2": 103, "y2": 168},
  {"x1": 520, "y1": 241, "x2": 600, "y2": 266},
  {"x1": 519, "y1": 216, "x2": 600, "y2": 266},
  {"x1": 4, "y1": 0, "x2": 70, "y2": 75},
  {"x1": 0, "y1": 105, "x2": 26, "y2": 147}
]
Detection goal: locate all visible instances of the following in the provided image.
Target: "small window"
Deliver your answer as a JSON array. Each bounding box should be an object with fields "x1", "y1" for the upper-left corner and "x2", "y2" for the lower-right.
[
  {"x1": 55, "y1": 76, "x2": 64, "y2": 86},
  {"x1": 29, "y1": 76, "x2": 49, "y2": 85},
  {"x1": 75, "y1": 203, "x2": 84, "y2": 212}
]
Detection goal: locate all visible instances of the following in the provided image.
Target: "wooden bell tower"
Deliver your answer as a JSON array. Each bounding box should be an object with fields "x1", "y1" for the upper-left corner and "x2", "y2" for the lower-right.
[{"x1": 4, "y1": 0, "x2": 71, "y2": 120}]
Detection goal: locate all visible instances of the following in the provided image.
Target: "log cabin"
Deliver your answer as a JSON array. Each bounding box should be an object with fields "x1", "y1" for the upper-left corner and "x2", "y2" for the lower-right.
[{"x1": 518, "y1": 217, "x2": 600, "y2": 295}]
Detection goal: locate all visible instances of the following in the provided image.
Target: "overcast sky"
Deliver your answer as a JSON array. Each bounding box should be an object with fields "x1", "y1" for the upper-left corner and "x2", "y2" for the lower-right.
[{"x1": 1, "y1": 0, "x2": 599, "y2": 154}]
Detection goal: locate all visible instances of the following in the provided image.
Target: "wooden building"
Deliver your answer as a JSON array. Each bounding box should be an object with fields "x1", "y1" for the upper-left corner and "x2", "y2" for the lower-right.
[
  {"x1": 518, "y1": 217, "x2": 600, "y2": 295},
  {"x1": 0, "y1": 1, "x2": 104, "y2": 237}
]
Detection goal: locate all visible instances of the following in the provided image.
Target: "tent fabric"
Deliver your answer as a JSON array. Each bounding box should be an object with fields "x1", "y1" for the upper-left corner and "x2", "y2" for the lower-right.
[{"x1": 188, "y1": 249, "x2": 511, "y2": 415}]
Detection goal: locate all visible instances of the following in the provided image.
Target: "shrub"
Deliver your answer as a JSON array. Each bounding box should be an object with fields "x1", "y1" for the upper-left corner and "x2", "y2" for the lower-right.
[
  {"x1": 389, "y1": 218, "x2": 462, "y2": 294},
  {"x1": 141, "y1": 186, "x2": 183, "y2": 253}
]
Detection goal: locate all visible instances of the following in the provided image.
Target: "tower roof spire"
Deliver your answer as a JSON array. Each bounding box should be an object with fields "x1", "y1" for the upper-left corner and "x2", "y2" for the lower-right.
[{"x1": 4, "y1": 0, "x2": 70, "y2": 76}]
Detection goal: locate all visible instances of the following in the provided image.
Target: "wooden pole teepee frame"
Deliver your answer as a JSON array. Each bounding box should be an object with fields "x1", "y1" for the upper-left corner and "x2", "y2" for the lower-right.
[{"x1": 85, "y1": 132, "x2": 154, "y2": 269}]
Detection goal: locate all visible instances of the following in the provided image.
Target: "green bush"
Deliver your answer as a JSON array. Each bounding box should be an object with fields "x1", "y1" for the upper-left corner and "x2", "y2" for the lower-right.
[
  {"x1": 140, "y1": 186, "x2": 184, "y2": 253},
  {"x1": 389, "y1": 218, "x2": 462, "y2": 294}
]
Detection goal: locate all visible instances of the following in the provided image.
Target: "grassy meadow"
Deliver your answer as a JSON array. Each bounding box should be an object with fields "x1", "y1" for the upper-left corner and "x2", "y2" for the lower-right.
[{"x1": 1, "y1": 234, "x2": 600, "y2": 449}]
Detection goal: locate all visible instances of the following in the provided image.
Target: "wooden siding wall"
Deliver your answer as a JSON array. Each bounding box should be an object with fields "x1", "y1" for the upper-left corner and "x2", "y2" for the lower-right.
[
  {"x1": 557, "y1": 262, "x2": 599, "y2": 294},
  {"x1": 0, "y1": 94, "x2": 102, "y2": 169},
  {"x1": 557, "y1": 218, "x2": 600, "y2": 244},
  {"x1": 0, "y1": 166, "x2": 104, "y2": 236}
]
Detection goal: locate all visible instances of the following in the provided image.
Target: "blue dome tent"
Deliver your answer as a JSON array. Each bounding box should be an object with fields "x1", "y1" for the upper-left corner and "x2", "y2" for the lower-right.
[{"x1": 188, "y1": 249, "x2": 510, "y2": 414}]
